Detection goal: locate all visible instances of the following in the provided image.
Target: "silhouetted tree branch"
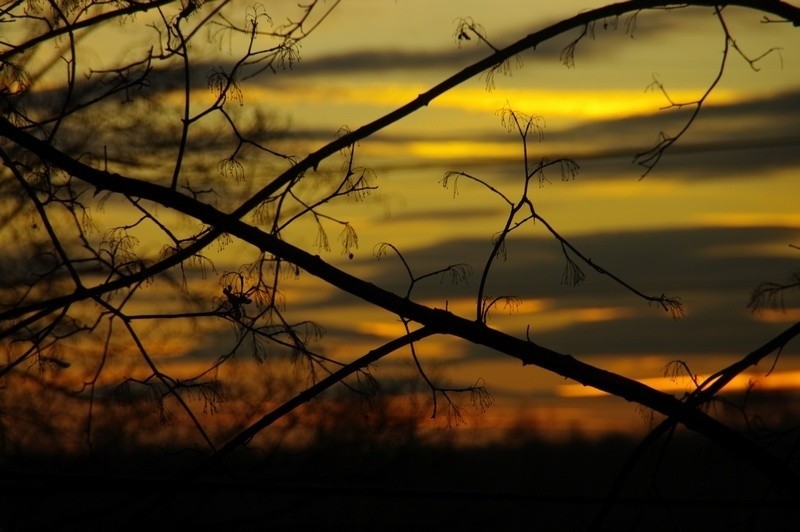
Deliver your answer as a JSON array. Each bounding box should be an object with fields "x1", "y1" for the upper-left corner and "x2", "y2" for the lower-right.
[{"x1": 2, "y1": 1, "x2": 800, "y2": 526}]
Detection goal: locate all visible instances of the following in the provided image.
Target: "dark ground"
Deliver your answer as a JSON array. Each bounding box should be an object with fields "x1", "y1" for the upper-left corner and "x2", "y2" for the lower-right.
[{"x1": 2, "y1": 429, "x2": 798, "y2": 532}]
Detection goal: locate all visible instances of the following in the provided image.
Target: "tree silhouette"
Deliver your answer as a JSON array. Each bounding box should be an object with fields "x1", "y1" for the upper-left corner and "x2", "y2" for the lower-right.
[{"x1": 2, "y1": 0, "x2": 800, "y2": 528}]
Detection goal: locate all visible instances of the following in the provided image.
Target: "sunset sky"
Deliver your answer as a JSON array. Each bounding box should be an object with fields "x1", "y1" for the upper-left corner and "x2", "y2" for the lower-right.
[
  {"x1": 167, "y1": 0, "x2": 799, "y2": 437},
  {"x1": 211, "y1": 1, "x2": 800, "y2": 436},
  {"x1": 15, "y1": 0, "x2": 800, "y2": 440}
]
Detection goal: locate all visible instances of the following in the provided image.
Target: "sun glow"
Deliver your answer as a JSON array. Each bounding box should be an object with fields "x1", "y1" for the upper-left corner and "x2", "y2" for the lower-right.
[{"x1": 559, "y1": 370, "x2": 800, "y2": 398}]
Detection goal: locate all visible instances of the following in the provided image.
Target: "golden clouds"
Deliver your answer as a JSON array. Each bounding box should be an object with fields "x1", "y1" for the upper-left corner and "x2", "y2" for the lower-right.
[
  {"x1": 407, "y1": 140, "x2": 519, "y2": 159},
  {"x1": 437, "y1": 87, "x2": 739, "y2": 121},
  {"x1": 490, "y1": 301, "x2": 639, "y2": 332},
  {"x1": 162, "y1": 82, "x2": 740, "y2": 122}
]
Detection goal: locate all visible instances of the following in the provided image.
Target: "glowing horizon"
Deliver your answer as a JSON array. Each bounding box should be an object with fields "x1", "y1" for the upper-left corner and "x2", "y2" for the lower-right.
[{"x1": 559, "y1": 369, "x2": 800, "y2": 398}]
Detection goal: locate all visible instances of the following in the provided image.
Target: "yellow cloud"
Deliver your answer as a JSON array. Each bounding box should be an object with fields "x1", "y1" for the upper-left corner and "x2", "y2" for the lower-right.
[
  {"x1": 355, "y1": 320, "x2": 410, "y2": 339},
  {"x1": 407, "y1": 140, "x2": 519, "y2": 159},
  {"x1": 415, "y1": 297, "x2": 554, "y2": 319},
  {"x1": 495, "y1": 304, "x2": 638, "y2": 332},
  {"x1": 567, "y1": 178, "x2": 680, "y2": 198},
  {"x1": 164, "y1": 83, "x2": 740, "y2": 122},
  {"x1": 437, "y1": 87, "x2": 739, "y2": 120}
]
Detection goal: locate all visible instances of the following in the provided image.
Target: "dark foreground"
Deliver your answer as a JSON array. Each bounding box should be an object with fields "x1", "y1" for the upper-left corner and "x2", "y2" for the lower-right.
[{"x1": 2, "y1": 431, "x2": 797, "y2": 531}]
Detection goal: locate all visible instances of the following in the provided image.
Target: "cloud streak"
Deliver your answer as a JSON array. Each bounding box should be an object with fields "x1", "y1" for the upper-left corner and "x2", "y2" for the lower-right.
[
  {"x1": 299, "y1": 225, "x2": 800, "y2": 360},
  {"x1": 336, "y1": 88, "x2": 800, "y2": 181},
  {"x1": 278, "y1": 6, "x2": 694, "y2": 77}
]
